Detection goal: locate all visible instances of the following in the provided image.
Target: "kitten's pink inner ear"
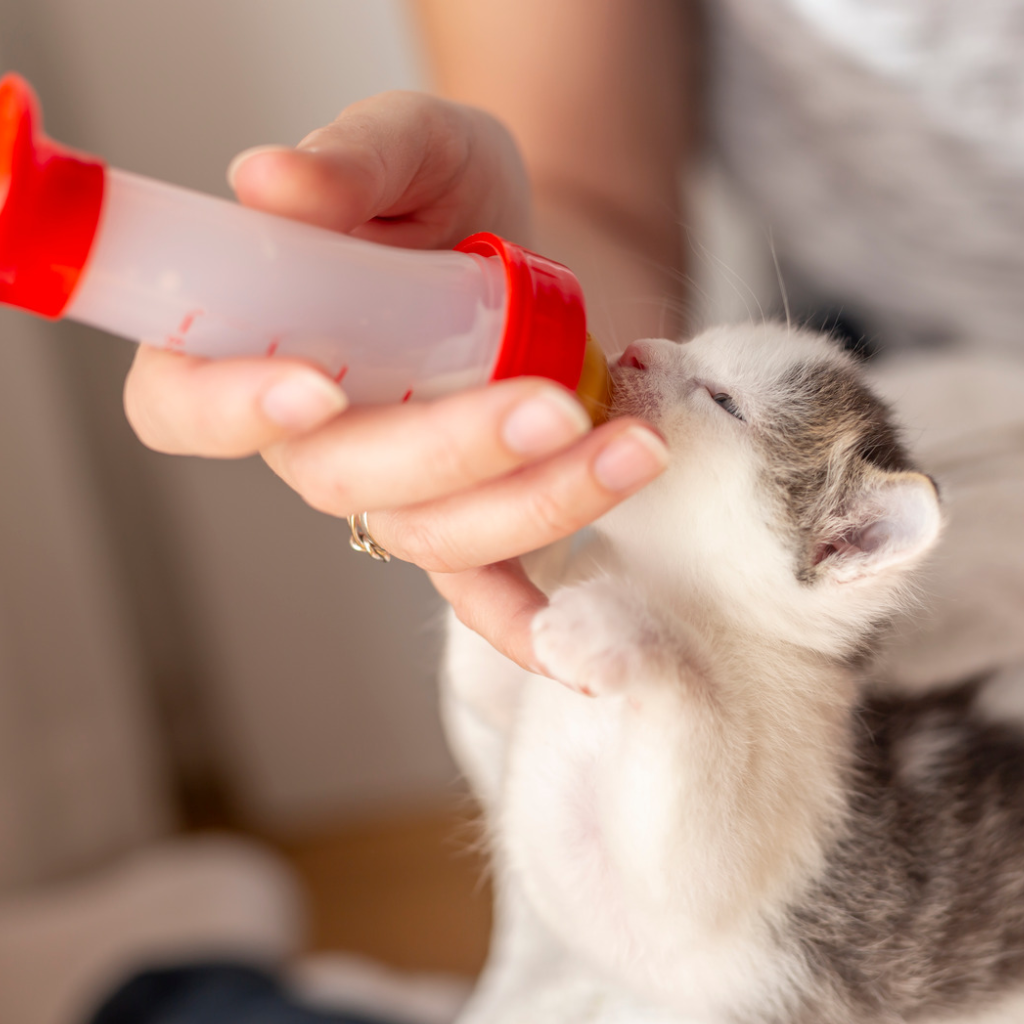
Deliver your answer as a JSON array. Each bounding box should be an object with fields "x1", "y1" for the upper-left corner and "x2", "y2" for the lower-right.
[{"x1": 823, "y1": 473, "x2": 942, "y2": 583}]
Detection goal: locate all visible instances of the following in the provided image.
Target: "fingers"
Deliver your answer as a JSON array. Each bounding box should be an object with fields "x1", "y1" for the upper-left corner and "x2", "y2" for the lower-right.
[
  {"x1": 227, "y1": 143, "x2": 386, "y2": 236},
  {"x1": 125, "y1": 346, "x2": 347, "y2": 458},
  {"x1": 364, "y1": 419, "x2": 669, "y2": 572},
  {"x1": 228, "y1": 91, "x2": 530, "y2": 248},
  {"x1": 262, "y1": 378, "x2": 593, "y2": 513},
  {"x1": 430, "y1": 561, "x2": 548, "y2": 673}
]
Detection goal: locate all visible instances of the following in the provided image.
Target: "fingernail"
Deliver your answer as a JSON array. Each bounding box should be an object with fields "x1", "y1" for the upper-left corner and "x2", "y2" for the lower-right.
[
  {"x1": 593, "y1": 426, "x2": 670, "y2": 492},
  {"x1": 261, "y1": 372, "x2": 348, "y2": 431},
  {"x1": 502, "y1": 388, "x2": 591, "y2": 456},
  {"x1": 227, "y1": 145, "x2": 292, "y2": 190}
]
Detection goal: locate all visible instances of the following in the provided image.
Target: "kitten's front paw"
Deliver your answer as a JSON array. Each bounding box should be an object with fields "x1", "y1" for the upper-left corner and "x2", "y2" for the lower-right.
[{"x1": 531, "y1": 579, "x2": 659, "y2": 696}]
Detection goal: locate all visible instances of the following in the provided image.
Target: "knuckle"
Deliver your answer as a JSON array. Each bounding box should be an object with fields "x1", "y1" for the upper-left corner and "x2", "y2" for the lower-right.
[
  {"x1": 425, "y1": 441, "x2": 480, "y2": 492},
  {"x1": 525, "y1": 484, "x2": 583, "y2": 542},
  {"x1": 391, "y1": 514, "x2": 464, "y2": 574},
  {"x1": 421, "y1": 409, "x2": 489, "y2": 489},
  {"x1": 301, "y1": 474, "x2": 357, "y2": 519},
  {"x1": 270, "y1": 447, "x2": 355, "y2": 518}
]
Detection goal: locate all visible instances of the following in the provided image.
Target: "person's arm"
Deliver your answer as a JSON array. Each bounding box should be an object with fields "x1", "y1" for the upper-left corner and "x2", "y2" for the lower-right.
[{"x1": 415, "y1": 0, "x2": 696, "y2": 348}]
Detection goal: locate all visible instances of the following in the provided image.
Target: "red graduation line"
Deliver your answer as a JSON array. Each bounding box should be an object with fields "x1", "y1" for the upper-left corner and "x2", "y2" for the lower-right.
[{"x1": 177, "y1": 310, "x2": 202, "y2": 336}]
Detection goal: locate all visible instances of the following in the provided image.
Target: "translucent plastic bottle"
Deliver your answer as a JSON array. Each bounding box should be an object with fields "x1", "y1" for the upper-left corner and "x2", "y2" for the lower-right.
[{"x1": 0, "y1": 74, "x2": 611, "y2": 421}]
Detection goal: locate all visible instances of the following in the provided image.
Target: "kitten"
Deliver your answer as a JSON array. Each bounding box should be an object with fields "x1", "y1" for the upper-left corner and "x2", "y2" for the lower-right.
[{"x1": 443, "y1": 324, "x2": 1024, "y2": 1024}]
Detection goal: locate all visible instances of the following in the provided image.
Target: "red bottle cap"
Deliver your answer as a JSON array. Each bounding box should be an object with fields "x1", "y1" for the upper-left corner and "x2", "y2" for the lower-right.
[
  {"x1": 455, "y1": 232, "x2": 587, "y2": 391},
  {"x1": 0, "y1": 74, "x2": 106, "y2": 318}
]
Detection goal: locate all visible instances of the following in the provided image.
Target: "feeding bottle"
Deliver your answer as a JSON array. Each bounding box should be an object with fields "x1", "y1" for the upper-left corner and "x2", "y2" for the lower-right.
[{"x1": 0, "y1": 74, "x2": 611, "y2": 422}]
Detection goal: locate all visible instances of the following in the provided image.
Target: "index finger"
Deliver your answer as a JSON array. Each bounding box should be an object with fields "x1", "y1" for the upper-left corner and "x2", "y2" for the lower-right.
[{"x1": 261, "y1": 377, "x2": 593, "y2": 517}]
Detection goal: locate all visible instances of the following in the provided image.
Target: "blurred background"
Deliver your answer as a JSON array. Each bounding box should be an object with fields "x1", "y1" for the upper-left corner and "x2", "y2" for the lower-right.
[
  {"x1": 0, "y1": 0, "x2": 489, "y2": 986},
  {"x1": 0, "y1": 1, "x2": 770, "y2": 1020}
]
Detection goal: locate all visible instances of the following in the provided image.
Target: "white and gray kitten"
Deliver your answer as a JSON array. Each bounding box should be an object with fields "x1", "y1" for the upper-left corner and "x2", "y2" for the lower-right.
[{"x1": 444, "y1": 323, "x2": 1024, "y2": 1024}]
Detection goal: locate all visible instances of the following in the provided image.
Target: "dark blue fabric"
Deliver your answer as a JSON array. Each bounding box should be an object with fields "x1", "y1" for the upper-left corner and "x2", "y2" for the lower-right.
[{"x1": 87, "y1": 963, "x2": 401, "y2": 1024}]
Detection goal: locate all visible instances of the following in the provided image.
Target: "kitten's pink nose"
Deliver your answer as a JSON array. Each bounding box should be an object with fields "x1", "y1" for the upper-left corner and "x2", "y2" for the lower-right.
[{"x1": 618, "y1": 343, "x2": 648, "y2": 370}]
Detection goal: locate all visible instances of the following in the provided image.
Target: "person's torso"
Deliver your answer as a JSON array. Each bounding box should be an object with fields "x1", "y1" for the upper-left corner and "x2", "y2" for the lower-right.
[{"x1": 710, "y1": 0, "x2": 1024, "y2": 353}]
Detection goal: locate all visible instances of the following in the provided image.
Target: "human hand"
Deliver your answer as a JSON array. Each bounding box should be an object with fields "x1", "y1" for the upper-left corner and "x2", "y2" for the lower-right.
[{"x1": 123, "y1": 91, "x2": 669, "y2": 669}]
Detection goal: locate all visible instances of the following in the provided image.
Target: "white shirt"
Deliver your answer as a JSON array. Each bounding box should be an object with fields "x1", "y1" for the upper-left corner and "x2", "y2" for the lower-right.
[{"x1": 710, "y1": 0, "x2": 1024, "y2": 353}]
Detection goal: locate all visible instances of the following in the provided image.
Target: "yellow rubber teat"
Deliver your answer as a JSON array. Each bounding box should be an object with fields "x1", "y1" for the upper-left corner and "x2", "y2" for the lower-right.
[{"x1": 575, "y1": 333, "x2": 613, "y2": 425}]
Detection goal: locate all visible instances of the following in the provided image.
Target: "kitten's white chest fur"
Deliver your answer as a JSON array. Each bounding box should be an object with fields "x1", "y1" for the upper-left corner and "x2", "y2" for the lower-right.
[
  {"x1": 445, "y1": 591, "x2": 811, "y2": 1024},
  {"x1": 499, "y1": 585, "x2": 815, "y2": 1019}
]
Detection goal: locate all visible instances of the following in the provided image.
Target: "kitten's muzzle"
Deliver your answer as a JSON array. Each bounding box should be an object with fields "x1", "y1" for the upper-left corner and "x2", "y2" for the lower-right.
[
  {"x1": 617, "y1": 343, "x2": 649, "y2": 371},
  {"x1": 610, "y1": 345, "x2": 663, "y2": 420}
]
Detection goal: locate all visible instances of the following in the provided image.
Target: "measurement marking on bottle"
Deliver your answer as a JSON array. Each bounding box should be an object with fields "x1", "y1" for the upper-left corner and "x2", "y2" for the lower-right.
[
  {"x1": 335, "y1": 365, "x2": 349, "y2": 383},
  {"x1": 266, "y1": 338, "x2": 280, "y2": 357},
  {"x1": 402, "y1": 389, "x2": 413, "y2": 403},
  {"x1": 177, "y1": 310, "x2": 202, "y2": 335},
  {"x1": 167, "y1": 309, "x2": 204, "y2": 348}
]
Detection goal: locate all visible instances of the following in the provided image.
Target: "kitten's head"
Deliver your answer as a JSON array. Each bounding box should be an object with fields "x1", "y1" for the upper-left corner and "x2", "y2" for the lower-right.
[{"x1": 604, "y1": 323, "x2": 942, "y2": 657}]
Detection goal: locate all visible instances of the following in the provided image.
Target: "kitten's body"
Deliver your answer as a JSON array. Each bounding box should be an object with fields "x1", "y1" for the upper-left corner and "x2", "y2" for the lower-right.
[{"x1": 444, "y1": 325, "x2": 1024, "y2": 1024}]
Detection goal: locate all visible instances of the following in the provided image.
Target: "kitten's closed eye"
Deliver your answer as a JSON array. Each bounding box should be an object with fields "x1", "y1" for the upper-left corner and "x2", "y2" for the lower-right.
[{"x1": 711, "y1": 391, "x2": 744, "y2": 421}]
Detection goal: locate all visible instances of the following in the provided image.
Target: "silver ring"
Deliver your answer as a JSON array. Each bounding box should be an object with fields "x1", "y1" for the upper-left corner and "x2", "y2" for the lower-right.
[{"x1": 348, "y1": 512, "x2": 391, "y2": 562}]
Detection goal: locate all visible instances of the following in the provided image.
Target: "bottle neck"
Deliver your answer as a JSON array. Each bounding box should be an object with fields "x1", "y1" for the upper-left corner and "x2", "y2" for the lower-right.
[{"x1": 575, "y1": 334, "x2": 613, "y2": 425}]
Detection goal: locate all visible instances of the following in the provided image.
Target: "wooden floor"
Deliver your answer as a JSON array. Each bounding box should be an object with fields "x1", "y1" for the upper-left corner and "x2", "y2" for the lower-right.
[{"x1": 272, "y1": 805, "x2": 493, "y2": 977}]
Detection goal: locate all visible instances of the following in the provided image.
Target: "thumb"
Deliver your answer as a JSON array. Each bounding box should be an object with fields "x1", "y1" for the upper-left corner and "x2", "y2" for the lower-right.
[{"x1": 227, "y1": 91, "x2": 529, "y2": 249}]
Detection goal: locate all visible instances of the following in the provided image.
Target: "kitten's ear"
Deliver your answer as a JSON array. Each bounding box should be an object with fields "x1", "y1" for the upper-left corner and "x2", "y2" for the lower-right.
[{"x1": 817, "y1": 472, "x2": 942, "y2": 583}]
